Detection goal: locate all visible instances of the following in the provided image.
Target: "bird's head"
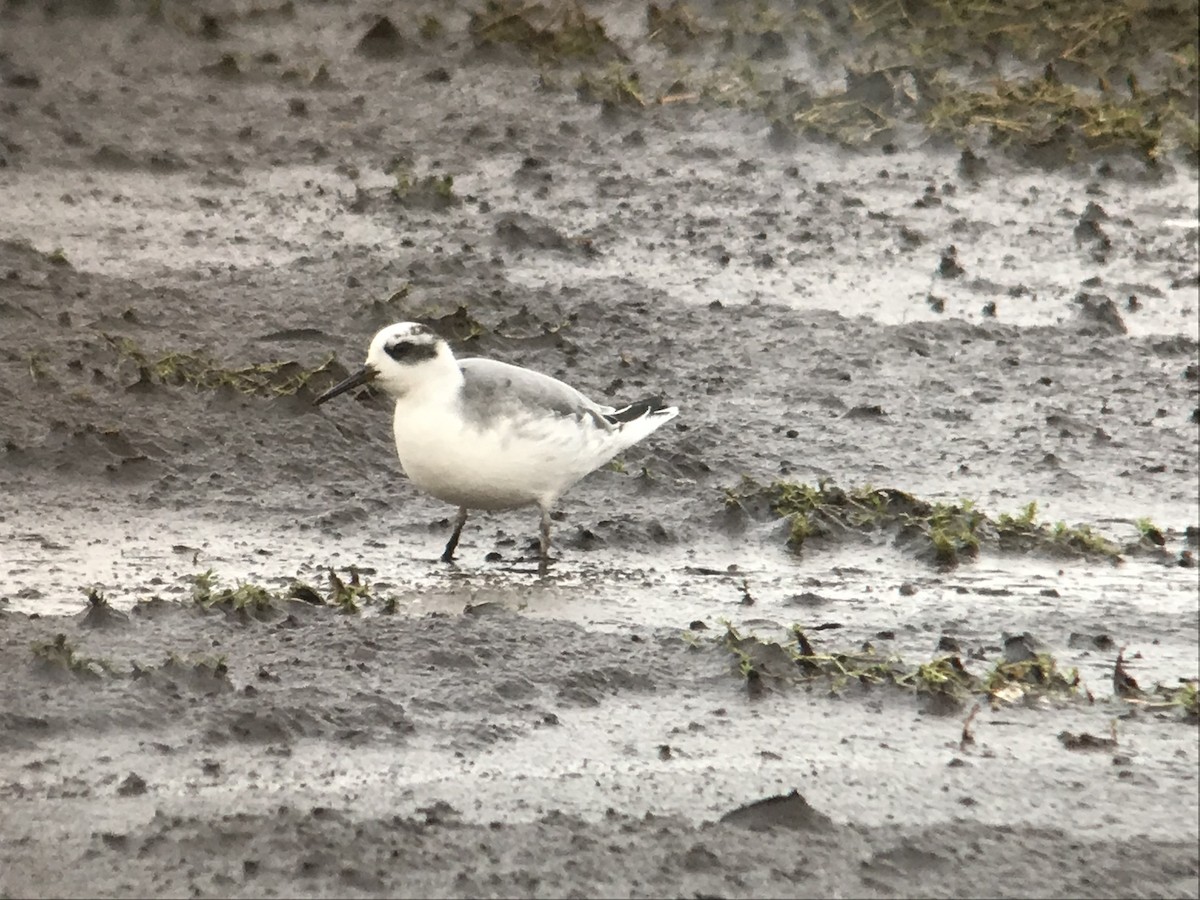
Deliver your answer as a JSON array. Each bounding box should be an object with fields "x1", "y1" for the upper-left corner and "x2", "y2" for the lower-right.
[{"x1": 313, "y1": 322, "x2": 456, "y2": 405}]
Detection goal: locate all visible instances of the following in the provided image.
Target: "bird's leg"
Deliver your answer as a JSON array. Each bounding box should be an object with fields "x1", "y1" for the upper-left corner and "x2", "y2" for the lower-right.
[
  {"x1": 441, "y1": 507, "x2": 468, "y2": 563},
  {"x1": 538, "y1": 506, "x2": 553, "y2": 577}
]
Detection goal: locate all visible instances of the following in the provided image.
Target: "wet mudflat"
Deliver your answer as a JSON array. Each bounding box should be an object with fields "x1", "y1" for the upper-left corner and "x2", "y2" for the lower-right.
[{"x1": 1, "y1": 1, "x2": 1198, "y2": 897}]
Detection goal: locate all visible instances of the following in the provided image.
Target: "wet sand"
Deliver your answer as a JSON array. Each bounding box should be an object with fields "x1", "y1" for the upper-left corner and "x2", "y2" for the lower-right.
[{"x1": 1, "y1": 1, "x2": 1198, "y2": 897}]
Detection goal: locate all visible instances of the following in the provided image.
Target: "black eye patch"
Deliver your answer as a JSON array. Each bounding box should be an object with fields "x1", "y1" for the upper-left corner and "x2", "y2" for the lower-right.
[{"x1": 384, "y1": 339, "x2": 439, "y2": 363}]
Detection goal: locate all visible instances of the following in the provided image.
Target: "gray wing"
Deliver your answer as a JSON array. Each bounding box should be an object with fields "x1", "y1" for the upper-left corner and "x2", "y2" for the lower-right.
[{"x1": 457, "y1": 358, "x2": 613, "y2": 428}]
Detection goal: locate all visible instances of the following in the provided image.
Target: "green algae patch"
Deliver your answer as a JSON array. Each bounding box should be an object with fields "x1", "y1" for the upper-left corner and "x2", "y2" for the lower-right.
[
  {"x1": 185, "y1": 568, "x2": 399, "y2": 619},
  {"x1": 45, "y1": 247, "x2": 71, "y2": 267},
  {"x1": 31, "y1": 630, "x2": 230, "y2": 691},
  {"x1": 469, "y1": 0, "x2": 625, "y2": 64},
  {"x1": 923, "y1": 70, "x2": 1189, "y2": 164},
  {"x1": 994, "y1": 500, "x2": 1123, "y2": 558},
  {"x1": 713, "y1": 621, "x2": 984, "y2": 711},
  {"x1": 189, "y1": 569, "x2": 281, "y2": 622},
  {"x1": 559, "y1": 0, "x2": 1200, "y2": 163},
  {"x1": 105, "y1": 335, "x2": 338, "y2": 398},
  {"x1": 788, "y1": 91, "x2": 898, "y2": 147},
  {"x1": 30, "y1": 633, "x2": 113, "y2": 680},
  {"x1": 462, "y1": 0, "x2": 1197, "y2": 162},
  {"x1": 576, "y1": 63, "x2": 647, "y2": 107},
  {"x1": 130, "y1": 653, "x2": 232, "y2": 694},
  {"x1": 1108, "y1": 647, "x2": 1200, "y2": 722},
  {"x1": 1153, "y1": 681, "x2": 1200, "y2": 722},
  {"x1": 709, "y1": 622, "x2": 1194, "y2": 720},
  {"x1": 325, "y1": 568, "x2": 375, "y2": 615},
  {"x1": 846, "y1": 0, "x2": 1196, "y2": 73},
  {"x1": 799, "y1": 0, "x2": 1196, "y2": 161},
  {"x1": 984, "y1": 653, "x2": 1082, "y2": 702},
  {"x1": 718, "y1": 621, "x2": 983, "y2": 710},
  {"x1": 724, "y1": 478, "x2": 1135, "y2": 566},
  {"x1": 389, "y1": 171, "x2": 459, "y2": 211}
]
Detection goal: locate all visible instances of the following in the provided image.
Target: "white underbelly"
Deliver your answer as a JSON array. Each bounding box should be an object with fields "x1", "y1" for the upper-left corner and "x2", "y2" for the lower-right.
[{"x1": 391, "y1": 405, "x2": 612, "y2": 511}]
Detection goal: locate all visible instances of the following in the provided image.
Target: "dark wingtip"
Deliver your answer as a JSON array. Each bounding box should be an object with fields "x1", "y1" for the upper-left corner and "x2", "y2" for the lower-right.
[{"x1": 603, "y1": 396, "x2": 670, "y2": 425}]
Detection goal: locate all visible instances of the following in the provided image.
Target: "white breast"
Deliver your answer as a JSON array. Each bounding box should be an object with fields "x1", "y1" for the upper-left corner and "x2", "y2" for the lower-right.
[{"x1": 391, "y1": 400, "x2": 619, "y2": 511}]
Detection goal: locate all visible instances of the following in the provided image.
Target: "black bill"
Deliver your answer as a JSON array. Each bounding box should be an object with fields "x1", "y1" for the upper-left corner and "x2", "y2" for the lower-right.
[{"x1": 313, "y1": 365, "x2": 377, "y2": 406}]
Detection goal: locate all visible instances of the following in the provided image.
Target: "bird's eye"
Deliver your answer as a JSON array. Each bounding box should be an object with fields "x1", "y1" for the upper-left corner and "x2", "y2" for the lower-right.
[
  {"x1": 385, "y1": 341, "x2": 411, "y2": 361},
  {"x1": 383, "y1": 337, "x2": 438, "y2": 364}
]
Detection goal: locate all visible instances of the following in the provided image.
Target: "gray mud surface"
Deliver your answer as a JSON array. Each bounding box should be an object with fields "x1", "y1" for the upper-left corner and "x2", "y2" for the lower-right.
[{"x1": 1, "y1": 2, "x2": 1198, "y2": 898}]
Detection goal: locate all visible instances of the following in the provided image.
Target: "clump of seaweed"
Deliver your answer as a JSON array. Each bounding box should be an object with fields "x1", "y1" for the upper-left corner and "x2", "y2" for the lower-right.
[
  {"x1": 1108, "y1": 648, "x2": 1199, "y2": 722},
  {"x1": 186, "y1": 568, "x2": 395, "y2": 619},
  {"x1": 131, "y1": 652, "x2": 231, "y2": 694},
  {"x1": 576, "y1": 63, "x2": 646, "y2": 107},
  {"x1": 924, "y1": 72, "x2": 1178, "y2": 163},
  {"x1": 725, "y1": 478, "x2": 1126, "y2": 566},
  {"x1": 709, "y1": 623, "x2": 1196, "y2": 718},
  {"x1": 287, "y1": 581, "x2": 326, "y2": 605},
  {"x1": 1134, "y1": 516, "x2": 1166, "y2": 546},
  {"x1": 994, "y1": 500, "x2": 1123, "y2": 557},
  {"x1": 995, "y1": 500, "x2": 1040, "y2": 535},
  {"x1": 924, "y1": 500, "x2": 986, "y2": 565},
  {"x1": 895, "y1": 655, "x2": 981, "y2": 708},
  {"x1": 326, "y1": 567, "x2": 374, "y2": 614},
  {"x1": 30, "y1": 633, "x2": 111, "y2": 680},
  {"x1": 105, "y1": 335, "x2": 337, "y2": 398},
  {"x1": 1148, "y1": 680, "x2": 1200, "y2": 723},
  {"x1": 669, "y1": 0, "x2": 1198, "y2": 162},
  {"x1": 77, "y1": 587, "x2": 130, "y2": 630},
  {"x1": 984, "y1": 635, "x2": 1082, "y2": 704},
  {"x1": 469, "y1": 0, "x2": 625, "y2": 64},
  {"x1": 190, "y1": 570, "x2": 280, "y2": 622},
  {"x1": 790, "y1": 94, "x2": 896, "y2": 146},
  {"x1": 1048, "y1": 520, "x2": 1121, "y2": 557},
  {"x1": 390, "y1": 171, "x2": 459, "y2": 211},
  {"x1": 46, "y1": 247, "x2": 71, "y2": 267},
  {"x1": 848, "y1": 0, "x2": 1196, "y2": 74},
  {"x1": 718, "y1": 620, "x2": 980, "y2": 711}
]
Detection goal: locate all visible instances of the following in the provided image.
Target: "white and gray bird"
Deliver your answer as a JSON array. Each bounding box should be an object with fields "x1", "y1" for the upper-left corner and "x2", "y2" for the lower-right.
[{"x1": 314, "y1": 322, "x2": 678, "y2": 574}]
